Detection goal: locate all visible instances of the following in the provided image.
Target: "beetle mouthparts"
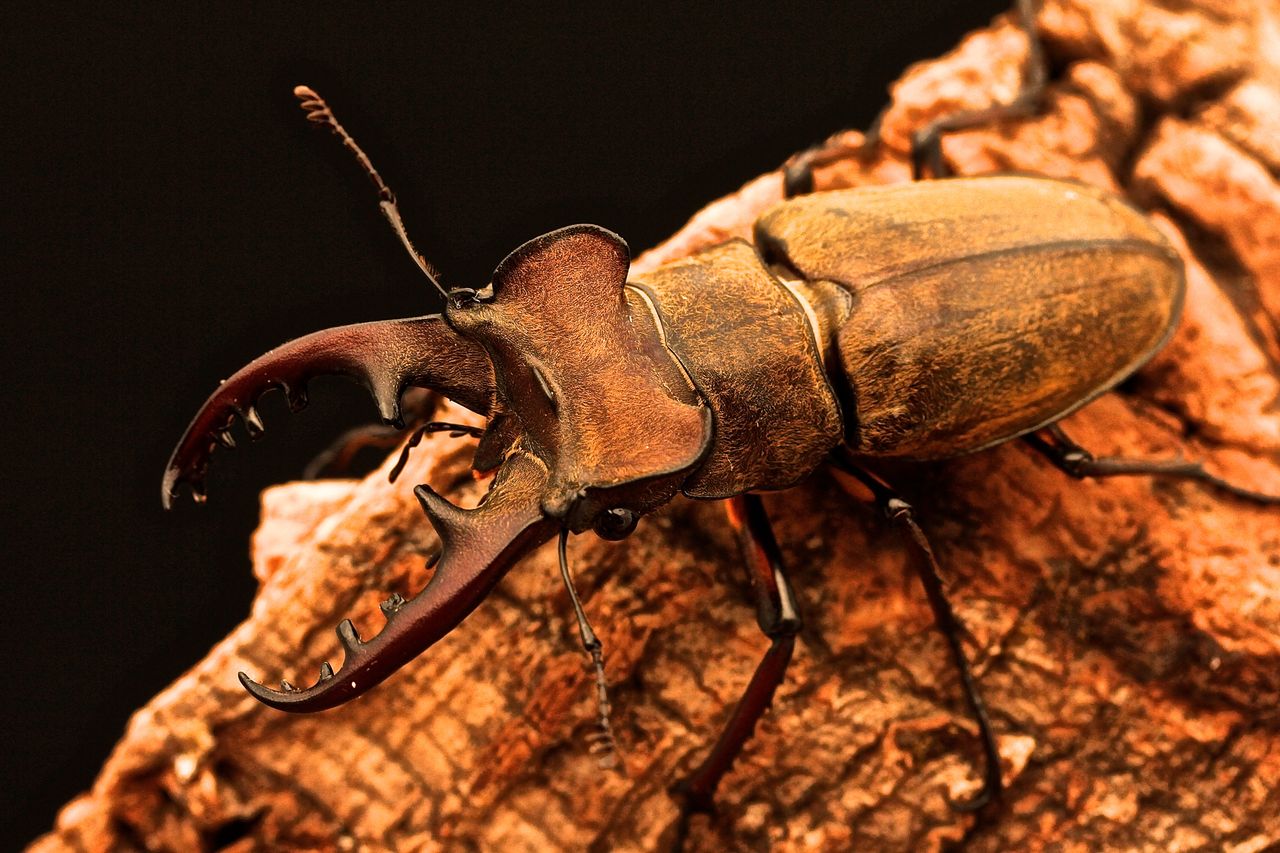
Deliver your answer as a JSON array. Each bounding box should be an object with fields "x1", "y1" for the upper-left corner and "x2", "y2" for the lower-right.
[{"x1": 238, "y1": 450, "x2": 556, "y2": 712}]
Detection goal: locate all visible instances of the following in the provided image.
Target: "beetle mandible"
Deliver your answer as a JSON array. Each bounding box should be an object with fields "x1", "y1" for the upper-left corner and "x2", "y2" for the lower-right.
[{"x1": 162, "y1": 0, "x2": 1279, "y2": 838}]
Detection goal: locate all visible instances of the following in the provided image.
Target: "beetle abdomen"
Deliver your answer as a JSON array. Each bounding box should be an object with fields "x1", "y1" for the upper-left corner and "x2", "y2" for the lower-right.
[{"x1": 755, "y1": 176, "x2": 1185, "y2": 459}]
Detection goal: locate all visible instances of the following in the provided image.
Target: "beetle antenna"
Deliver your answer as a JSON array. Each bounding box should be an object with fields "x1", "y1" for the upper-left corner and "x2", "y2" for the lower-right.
[
  {"x1": 558, "y1": 527, "x2": 619, "y2": 768},
  {"x1": 293, "y1": 85, "x2": 451, "y2": 301}
]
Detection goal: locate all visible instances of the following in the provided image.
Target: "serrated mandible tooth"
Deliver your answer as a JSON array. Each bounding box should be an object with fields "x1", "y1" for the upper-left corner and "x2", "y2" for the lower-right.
[
  {"x1": 337, "y1": 619, "x2": 362, "y2": 655},
  {"x1": 318, "y1": 661, "x2": 335, "y2": 681},
  {"x1": 242, "y1": 406, "x2": 265, "y2": 438},
  {"x1": 286, "y1": 384, "x2": 309, "y2": 412},
  {"x1": 380, "y1": 593, "x2": 406, "y2": 616},
  {"x1": 413, "y1": 484, "x2": 468, "y2": 541}
]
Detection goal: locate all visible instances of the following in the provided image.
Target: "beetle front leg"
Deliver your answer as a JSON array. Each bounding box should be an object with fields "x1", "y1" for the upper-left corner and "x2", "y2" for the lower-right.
[
  {"x1": 829, "y1": 449, "x2": 1004, "y2": 812},
  {"x1": 667, "y1": 493, "x2": 802, "y2": 849},
  {"x1": 301, "y1": 389, "x2": 438, "y2": 479},
  {"x1": 303, "y1": 422, "x2": 412, "y2": 480},
  {"x1": 1026, "y1": 424, "x2": 1280, "y2": 505}
]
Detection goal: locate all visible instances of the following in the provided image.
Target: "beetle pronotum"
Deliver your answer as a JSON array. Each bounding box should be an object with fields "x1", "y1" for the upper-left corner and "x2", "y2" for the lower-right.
[{"x1": 163, "y1": 0, "x2": 1278, "y2": 843}]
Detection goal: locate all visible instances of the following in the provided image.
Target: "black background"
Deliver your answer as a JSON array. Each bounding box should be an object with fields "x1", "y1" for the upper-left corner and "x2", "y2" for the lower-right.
[{"x1": 3, "y1": 2, "x2": 1008, "y2": 846}]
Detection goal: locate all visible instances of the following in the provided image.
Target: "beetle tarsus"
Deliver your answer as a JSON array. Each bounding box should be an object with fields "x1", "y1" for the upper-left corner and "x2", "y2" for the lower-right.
[
  {"x1": 782, "y1": 0, "x2": 1045, "y2": 187},
  {"x1": 1027, "y1": 424, "x2": 1280, "y2": 505},
  {"x1": 302, "y1": 391, "x2": 466, "y2": 481},
  {"x1": 829, "y1": 450, "x2": 1005, "y2": 813},
  {"x1": 304, "y1": 423, "x2": 405, "y2": 480}
]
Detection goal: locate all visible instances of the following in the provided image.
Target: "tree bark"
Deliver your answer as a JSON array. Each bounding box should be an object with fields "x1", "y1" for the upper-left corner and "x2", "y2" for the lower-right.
[{"x1": 31, "y1": 1, "x2": 1280, "y2": 850}]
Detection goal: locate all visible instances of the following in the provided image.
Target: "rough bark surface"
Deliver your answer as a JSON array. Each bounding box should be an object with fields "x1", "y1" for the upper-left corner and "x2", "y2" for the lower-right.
[{"x1": 32, "y1": 1, "x2": 1280, "y2": 850}]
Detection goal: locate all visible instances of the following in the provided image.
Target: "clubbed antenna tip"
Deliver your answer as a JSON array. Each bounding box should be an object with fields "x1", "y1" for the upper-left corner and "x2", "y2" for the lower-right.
[{"x1": 292, "y1": 84, "x2": 450, "y2": 301}]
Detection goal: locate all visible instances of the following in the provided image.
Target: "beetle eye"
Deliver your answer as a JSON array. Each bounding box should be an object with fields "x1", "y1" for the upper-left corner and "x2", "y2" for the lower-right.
[{"x1": 593, "y1": 507, "x2": 638, "y2": 541}]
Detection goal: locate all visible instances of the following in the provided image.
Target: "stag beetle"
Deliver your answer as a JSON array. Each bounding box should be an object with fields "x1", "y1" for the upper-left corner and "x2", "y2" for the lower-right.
[{"x1": 163, "y1": 1, "x2": 1278, "y2": 836}]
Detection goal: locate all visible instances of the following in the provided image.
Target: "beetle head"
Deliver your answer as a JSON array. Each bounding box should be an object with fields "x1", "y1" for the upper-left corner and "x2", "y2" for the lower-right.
[
  {"x1": 171, "y1": 224, "x2": 711, "y2": 711},
  {"x1": 445, "y1": 224, "x2": 710, "y2": 532}
]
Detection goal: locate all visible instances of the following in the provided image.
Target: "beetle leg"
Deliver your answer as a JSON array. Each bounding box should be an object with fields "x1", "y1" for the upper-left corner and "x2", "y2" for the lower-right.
[
  {"x1": 668, "y1": 494, "x2": 802, "y2": 847},
  {"x1": 304, "y1": 423, "x2": 412, "y2": 480},
  {"x1": 782, "y1": 131, "x2": 873, "y2": 199},
  {"x1": 1027, "y1": 424, "x2": 1280, "y2": 504},
  {"x1": 910, "y1": 0, "x2": 1046, "y2": 180},
  {"x1": 303, "y1": 418, "x2": 483, "y2": 481},
  {"x1": 829, "y1": 449, "x2": 1004, "y2": 812},
  {"x1": 783, "y1": 0, "x2": 1045, "y2": 195},
  {"x1": 387, "y1": 420, "x2": 486, "y2": 483},
  {"x1": 302, "y1": 391, "x2": 436, "y2": 479}
]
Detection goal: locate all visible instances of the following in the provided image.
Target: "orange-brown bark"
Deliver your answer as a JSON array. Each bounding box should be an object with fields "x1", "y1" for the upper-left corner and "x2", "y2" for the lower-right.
[{"x1": 31, "y1": 1, "x2": 1280, "y2": 850}]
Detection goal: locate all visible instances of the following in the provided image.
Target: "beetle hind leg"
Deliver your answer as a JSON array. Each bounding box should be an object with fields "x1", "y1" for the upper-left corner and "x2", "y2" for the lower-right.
[
  {"x1": 782, "y1": 131, "x2": 873, "y2": 199},
  {"x1": 781, "y1": 0, "x2": 1047, "y2": 196},
  {"x1": 1027, "y1": 424, "x2": 1280, "y2": 505},
  {"x1": 829, "y1": 449, "x2": 1004, "y2": 812},
  {"x1": 910, "y1": 0, "x2": 1046, "y2": 180},
  {"x1": 665, "y1": 494, "x2": 802, "y2": 849}
]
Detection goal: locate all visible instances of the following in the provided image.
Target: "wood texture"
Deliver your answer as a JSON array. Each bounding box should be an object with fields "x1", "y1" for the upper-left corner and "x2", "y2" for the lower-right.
[{"x1": 31, "y1": 1, "x2": 1280, "y2": 850}]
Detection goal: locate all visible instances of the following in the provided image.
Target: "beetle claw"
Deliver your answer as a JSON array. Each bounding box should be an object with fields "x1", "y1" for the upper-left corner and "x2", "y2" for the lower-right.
[
  {"x1": 161, "y1": 315, "x2": 494, "y2": 509},
  {"x1": 237, "y1": 451, "x2": 555, "y2": 713},
  {"x1": 284, "y1": 382, "x2": 309, "y2": 413},
  {"x1": 239, "y1": 405, "x2": 266, "y2": 439}
]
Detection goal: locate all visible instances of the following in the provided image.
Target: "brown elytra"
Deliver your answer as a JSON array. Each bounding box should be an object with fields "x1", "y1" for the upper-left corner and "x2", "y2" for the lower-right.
[{"x1": 755, "y1": 176, "x2": 1185, "y2": 459}]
